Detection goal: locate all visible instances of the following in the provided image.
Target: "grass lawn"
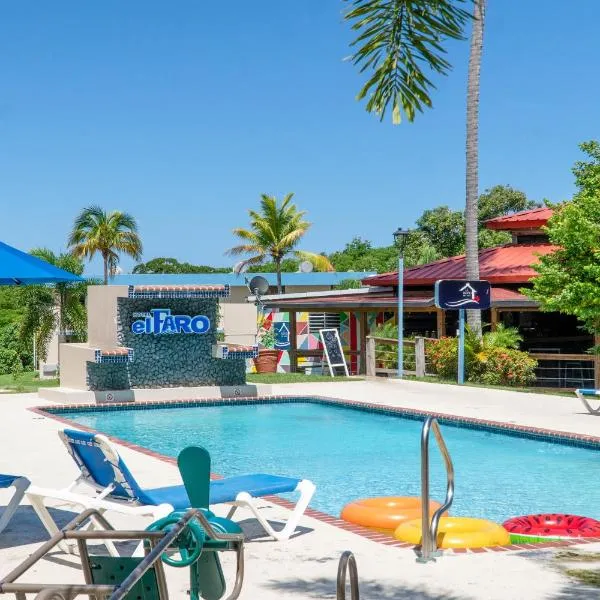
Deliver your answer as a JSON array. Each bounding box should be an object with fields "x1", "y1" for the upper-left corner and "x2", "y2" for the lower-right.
[
  {"x1": 247, "y1": 373, "x2": 362, "y2": 384},
  {"x1": 0, "y1": 371, "x2": 59, "y2": 393}
]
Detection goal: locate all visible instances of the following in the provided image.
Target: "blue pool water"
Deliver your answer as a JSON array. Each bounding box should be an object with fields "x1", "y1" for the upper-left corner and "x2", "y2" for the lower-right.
[{"x1": 58, "y1": 401, "x2": 600, "y2": 523}]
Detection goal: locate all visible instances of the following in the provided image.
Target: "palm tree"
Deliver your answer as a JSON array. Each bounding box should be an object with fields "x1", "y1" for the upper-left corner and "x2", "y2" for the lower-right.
[
  {"x1": 345, "y1": 0, "x2": 485, "y2": 332},
  {"x1": 68, "y1": 206, "x2": 143, "y2": 284},
  {"x1": 19, "y1": 249, "x2": 88, "y2": 363},
  {"x1": 227, "y1": 193, "x2": 333, "y2": 294},
  {"x1": 464, "y1": 0, "x2": 486, "y2": 333}
]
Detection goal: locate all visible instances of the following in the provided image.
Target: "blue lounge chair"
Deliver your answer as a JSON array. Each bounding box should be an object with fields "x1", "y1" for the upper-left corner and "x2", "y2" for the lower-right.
[
  {"x1": 27, "y1": 429, "x2": 315, "y2": 549},
  {"x1": 0, "y1": 474, "x2": 30, "y2": 534},
  {"x1": 575, "y1": 388, "x2": 600, "y2": 415}
]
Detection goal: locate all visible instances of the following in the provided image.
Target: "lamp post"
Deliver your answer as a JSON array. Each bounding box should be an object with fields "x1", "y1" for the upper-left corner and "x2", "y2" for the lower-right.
[{"x1": 393, "y1": 228, "x2": 410, "y2": 379}]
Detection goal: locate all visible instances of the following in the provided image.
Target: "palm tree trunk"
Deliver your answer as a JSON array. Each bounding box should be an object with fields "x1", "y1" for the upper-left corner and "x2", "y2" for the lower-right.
[
  {"x1": 465, "y1": 0, "x2": 486, "y2": 334},
  {"x1": 103, "y1": 253, "x2": 109, "y2": 285},
  {"x1": 275, "y1": 258, "x2": 282, "y2": 295}
]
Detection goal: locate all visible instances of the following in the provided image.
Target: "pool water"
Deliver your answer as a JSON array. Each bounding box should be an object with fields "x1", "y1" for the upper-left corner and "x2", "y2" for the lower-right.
[{"x1": 60, "y1": 401, "x2": 600, "y2": 523}]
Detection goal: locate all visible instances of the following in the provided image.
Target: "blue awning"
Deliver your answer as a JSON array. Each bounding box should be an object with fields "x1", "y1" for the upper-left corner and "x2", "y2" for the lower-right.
[{"x1": 0, "y1": 241, "x2": 83, "y2": 285}]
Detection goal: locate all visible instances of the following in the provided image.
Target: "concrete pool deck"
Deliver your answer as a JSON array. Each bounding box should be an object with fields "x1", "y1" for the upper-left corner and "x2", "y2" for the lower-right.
[{"x1": 1, "y1": 379, "x2": 600, "y2": 598}]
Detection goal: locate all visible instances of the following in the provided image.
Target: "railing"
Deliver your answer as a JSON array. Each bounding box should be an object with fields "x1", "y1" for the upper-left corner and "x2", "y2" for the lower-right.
[
  {"x1": 337, "y1": 551, "x2": 360, "y2": 599},
  {"x1": 529, "y1": 353, "x2": 597, "y2": 389},
  {"x1": 365, "y1": 336, "x2": 436, "y2": 378},
  {"x1": 418, "y1": 417, "x2": 455, "y2": 563}
]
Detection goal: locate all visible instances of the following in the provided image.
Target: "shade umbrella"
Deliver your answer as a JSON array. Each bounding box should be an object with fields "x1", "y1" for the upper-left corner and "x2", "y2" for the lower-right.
[{"x1": 0, "y1": 241, "x2": 83, "y2": 285}]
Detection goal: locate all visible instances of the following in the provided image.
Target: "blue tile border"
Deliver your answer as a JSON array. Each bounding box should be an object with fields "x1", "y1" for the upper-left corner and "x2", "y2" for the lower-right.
[{"x1": 38, "y1": 395, "x2": 600, "y2": 452}]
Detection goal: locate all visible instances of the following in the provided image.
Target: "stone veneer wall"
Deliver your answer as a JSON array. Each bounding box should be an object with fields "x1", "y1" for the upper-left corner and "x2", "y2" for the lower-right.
[{"x1": 86, "y1": 297, "x2": 246, "y2": 390}]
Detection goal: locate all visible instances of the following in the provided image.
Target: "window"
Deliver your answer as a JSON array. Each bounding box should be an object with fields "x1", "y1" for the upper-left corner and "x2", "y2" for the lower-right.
[{"x1": 308, "y1": 312, "x2": 341, "y2": 334}]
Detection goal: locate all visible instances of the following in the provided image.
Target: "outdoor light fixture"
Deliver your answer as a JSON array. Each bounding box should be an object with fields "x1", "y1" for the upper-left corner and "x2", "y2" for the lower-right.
[{"x1": 393, "y1": 228, "x2": 410, "y2": 378}]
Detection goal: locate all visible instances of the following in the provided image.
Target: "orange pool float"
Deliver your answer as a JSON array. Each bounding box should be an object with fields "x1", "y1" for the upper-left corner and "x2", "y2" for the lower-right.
[{"x1": 341, "y1": 497, "x2": 446, "y2": 532}]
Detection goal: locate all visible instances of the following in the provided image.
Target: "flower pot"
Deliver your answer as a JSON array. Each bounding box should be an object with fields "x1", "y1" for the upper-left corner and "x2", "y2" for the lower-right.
[{"x1": 253, "y1": 349, "x2": 279, "y2": 373}]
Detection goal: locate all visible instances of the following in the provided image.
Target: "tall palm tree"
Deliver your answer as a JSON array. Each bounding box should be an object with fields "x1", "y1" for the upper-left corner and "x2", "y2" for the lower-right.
[
  {"x1": 19, "y1": 249, "x2": 88, "y2": 363},
  {"x1": 227, "y1": 193, "x2": 333, "y2": 294},
  {"x1": 464, "y1": 0, "x2": 486, "y2": 333},
  {"x1": 68, "y1": 206, "x2": 142, "y2": 284},
  {"x1": 345, "y1": 0, "x2": 485, "y2": 332}
]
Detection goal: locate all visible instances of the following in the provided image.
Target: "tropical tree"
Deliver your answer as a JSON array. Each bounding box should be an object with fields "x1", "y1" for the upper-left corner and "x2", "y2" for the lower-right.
[
  {"x1": 345, "y1": 0, "x2": 486, "y2": 332},
  {"x1": 133, "y1": 257, "x2": 230, "y2": 274},
  {"x1": 19, "y1": 249, "x2": 88, "y2": 363},
  {"x1": 528, "y1": 141, "x2": 600, "y2": 339},
  {"x1": 68, "y1": 206, "x2": 142, "y2": 284},
  {"x1": 464, "y1": 0, "x2": 486, "y2": 333},
  {"x1": 227, "y1": 193, "x2": 333, "y2": 294}
]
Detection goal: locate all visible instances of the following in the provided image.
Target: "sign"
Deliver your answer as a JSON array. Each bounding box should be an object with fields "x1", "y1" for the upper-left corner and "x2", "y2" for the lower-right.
[
  {"x1": 319, "y1": 329, "x2": 349, "y2": 377},
  {"x1": 434, "y1": 279, "x2": 491, "y2": 310},
  {"x1": 131, "y1": 309, "x2": 211, "y2": 335},
  {"x1": 274, "y1": 322, "x2": 291, "y2": 350}
]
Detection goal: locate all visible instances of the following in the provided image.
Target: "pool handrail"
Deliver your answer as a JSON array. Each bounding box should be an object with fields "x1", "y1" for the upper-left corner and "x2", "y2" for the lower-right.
[
  {"x1": 419, "y1": 416, "x2": 455, "y2": 562},
  {"x1": 336, "y1": 551, "x2": 360, "y2": 599}
]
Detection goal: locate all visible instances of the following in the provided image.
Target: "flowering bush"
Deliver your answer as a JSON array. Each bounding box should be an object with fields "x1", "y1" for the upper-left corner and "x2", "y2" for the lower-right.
[
  {"x1": 426, "y1": 337, "x2": 459, "y2": 379},
  {"x1": 476, "y1": 347, "x2": 537, "y2": 387},
  {"x1": 426, "y1": 326, "x2": 537, "y2": 387}
]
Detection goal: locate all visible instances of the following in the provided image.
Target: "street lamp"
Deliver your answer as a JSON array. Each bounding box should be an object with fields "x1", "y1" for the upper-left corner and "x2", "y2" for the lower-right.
[{"x1": 393, "y1": 228, "x2": 410, "y2": 379}]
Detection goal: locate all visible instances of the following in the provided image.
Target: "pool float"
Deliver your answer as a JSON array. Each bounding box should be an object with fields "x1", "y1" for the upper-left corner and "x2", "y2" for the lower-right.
[
  {"x1": 340, "y1": 497, "x2": 445, "y2": 533},
  {"x1": 394, "y1": 517, "x2": 510, "y2": 549},
  {"x1": 502, "y1": 514, "x2": 600, "y2": 544}
]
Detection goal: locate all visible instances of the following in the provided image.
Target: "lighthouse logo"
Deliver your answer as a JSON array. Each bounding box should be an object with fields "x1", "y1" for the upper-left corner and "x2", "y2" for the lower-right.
[{"x1": 445, "y1": 283, "x2": 481, "y2": 308}]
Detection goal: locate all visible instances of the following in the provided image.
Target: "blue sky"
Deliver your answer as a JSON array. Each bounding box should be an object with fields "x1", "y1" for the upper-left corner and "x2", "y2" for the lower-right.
[{"x1": 1, "y1": 1, "x2": 599, "y2": 275}]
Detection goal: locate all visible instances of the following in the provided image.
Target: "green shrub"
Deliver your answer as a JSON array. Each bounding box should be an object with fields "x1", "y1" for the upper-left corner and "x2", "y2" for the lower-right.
[
  {"x1": 426, "y1": 325, "x2": 537, "y2": 387},
  {"x1": 476, "y1": 347, "x2": 537, "y2": 386},
  {"x1": 0, "y1": 348, "x2": 21, "y2": 375}
]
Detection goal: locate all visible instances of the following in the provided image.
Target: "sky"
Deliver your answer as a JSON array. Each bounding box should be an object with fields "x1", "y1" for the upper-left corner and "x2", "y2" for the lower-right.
[{"x1": 1, "y1": 1, "x2": 599, "y2": 275}]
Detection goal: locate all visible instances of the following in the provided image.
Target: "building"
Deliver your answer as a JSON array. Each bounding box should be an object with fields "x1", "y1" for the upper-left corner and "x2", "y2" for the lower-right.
[
  {"x1": 260, "y1": 208, "x2": 597, "y2": 388},
  {"x1": 41, "y1": 271, "x2": 374, "y2": 380}
]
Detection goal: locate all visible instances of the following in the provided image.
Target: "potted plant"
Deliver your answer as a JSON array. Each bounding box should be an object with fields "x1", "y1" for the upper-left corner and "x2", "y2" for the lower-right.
[{"x1": 253, "y1": 327, "x2": 279, "y2": 373}]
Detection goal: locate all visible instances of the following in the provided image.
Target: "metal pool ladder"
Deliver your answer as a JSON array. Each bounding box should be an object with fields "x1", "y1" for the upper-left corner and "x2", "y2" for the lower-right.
[
  {"x1": 337, "y1": 551, "x2": 360, "y2": 599},
  {"x1": 418, "y1": 416, "x2": 455, "y2": 563}
]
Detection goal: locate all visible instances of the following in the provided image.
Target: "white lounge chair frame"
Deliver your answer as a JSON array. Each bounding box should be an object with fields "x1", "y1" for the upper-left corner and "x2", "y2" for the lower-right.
[
  {"x1": 575, "y1": 388, "x2": 600, "y2": 415},
  {"x1": 0, "y1": 476, "x2": 30, "y2": 534},
  {"x1": 27, "y1": 430, "x2": 315, "y2": 554}
]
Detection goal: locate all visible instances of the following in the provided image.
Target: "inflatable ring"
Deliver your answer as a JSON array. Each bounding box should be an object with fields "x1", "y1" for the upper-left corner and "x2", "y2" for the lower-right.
[
  {"x1": 341, "y1": 497, "x2": 445, "y2": 532},
  {"x1": 394, "y1": 517, "x2": 510, "y2": 549},
  {"x1": 503, "y1": 514, "x2": 600, "y2": 543}
]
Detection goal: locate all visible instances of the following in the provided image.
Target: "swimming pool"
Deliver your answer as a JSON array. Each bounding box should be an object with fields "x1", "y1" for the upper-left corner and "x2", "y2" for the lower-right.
[{"x1": 55, "y1": 399, "x2": 600, "y2": 523}]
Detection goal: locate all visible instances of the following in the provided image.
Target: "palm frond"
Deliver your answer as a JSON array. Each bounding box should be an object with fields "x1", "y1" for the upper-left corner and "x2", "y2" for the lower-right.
[
  {"x1": 345, "y1": 0, "x2": 470, "y2": 123},
  {"x1": 295, "y1": 251, "x2": 335, "y2": 272}
]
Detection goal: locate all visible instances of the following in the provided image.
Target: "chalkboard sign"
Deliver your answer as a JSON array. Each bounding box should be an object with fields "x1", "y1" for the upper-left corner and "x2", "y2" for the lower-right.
[{"x1": 319, "y1": 328, "x2": 349, "y2": 377}]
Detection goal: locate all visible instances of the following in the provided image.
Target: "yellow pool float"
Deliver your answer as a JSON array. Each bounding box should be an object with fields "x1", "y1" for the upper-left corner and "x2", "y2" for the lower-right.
[{"x1": 394, "y1": 517, "x2": 510, "y2": 549}]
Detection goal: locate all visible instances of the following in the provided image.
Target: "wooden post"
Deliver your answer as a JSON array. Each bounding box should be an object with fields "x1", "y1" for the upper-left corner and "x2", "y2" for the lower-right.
[
  {"x1": 436, "y1": 309, "x2": 446, "y2": 338},
  {"x1": 366, "y1": 336, "x2": 376, "y2": 377},
  {"x1": 289, "y1": 311, "x2": 298, "y2": 373},
  {"x1": 359, "y1": 312, "x2": 368, "y2": 375},
  {"x1": 490, "y1": 308, "x2": 499, "y2": 331},
  {"x1": 415, "y1": 336, "x2": 426, "y2": 377}
]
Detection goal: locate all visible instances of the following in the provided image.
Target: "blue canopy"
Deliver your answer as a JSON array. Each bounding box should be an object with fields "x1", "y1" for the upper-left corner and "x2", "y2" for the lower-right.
[{"x1": 0, "y1": 241, "x2": 84, "y2": 285}]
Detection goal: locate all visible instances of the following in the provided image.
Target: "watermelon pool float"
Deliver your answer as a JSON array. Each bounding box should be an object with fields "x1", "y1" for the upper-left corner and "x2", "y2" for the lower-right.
[{"x1": 503, "y1": 514, "x2": 600, "y2": 544}]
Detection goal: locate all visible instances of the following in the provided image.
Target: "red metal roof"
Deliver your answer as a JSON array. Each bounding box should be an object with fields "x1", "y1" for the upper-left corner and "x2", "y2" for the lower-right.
[
  {"x1": 363, "y1": 243, "x2": 557, "y2": 287},
  {"x1": 484, "y1": 207, "x2": 553, "y2": 230}
]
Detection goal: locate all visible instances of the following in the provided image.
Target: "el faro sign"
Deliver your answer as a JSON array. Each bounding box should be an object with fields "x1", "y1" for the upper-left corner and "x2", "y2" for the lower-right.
[{"x1": 131, "y1": 309, "x2": 211, "y2": 335}]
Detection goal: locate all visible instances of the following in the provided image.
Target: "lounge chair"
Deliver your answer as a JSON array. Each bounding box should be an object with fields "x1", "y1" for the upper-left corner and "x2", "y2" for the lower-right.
[
  {"x1": 575, "y1": 388, "x2": 600, "y2": 415},
  {"x1": 0, "y1": 474, "x2": 30, "y2": 534},
  {"x1": 27, "y1": 428, "x2": 316, "y2": 548}
]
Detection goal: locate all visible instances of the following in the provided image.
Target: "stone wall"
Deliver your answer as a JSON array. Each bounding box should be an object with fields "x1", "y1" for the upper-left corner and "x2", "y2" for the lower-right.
[{"x1": 86, "y1": 297, "x2": 246, "y2": 390}]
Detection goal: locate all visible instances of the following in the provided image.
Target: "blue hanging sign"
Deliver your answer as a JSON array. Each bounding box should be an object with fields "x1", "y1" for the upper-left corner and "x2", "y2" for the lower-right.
[
  {"x1": 131, "y1": 309, "x2": 211, "y2": 335},
  {"x1": 434, "y1": 280, "x2": 491, "y2": 310}
]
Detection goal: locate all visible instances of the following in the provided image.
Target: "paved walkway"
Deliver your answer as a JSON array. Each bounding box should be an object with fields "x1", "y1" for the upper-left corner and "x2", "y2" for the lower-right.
[{"x1": 0, "y1": 380, "x2": 599, "y2": 599}]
